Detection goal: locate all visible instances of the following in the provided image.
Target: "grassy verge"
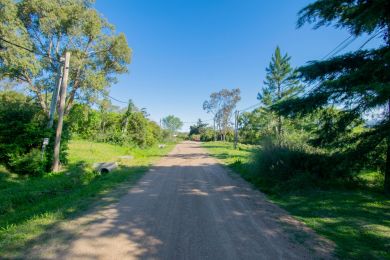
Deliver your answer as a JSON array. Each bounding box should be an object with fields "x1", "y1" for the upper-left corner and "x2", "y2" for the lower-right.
[
  {"x1": 203, "y1": 141, "x2": 390, "y2": 259},
  {"x1": 0, "y1": 139, "x2": 174, "y2": 258}
]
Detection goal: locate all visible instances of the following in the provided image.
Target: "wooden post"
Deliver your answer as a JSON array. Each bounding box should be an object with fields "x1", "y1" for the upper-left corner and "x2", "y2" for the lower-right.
[
  {"x1": 47, "y1": 58, "x2": 64, "y2": 129},
  {"x1": 52, "y1": 52, "x2": 70, "y2": 172},
  {"x1": 234, "y1": 110, "x2": 239, "y2": 149},
  {"x1": 213, "y1": 118, "x2": 216, "y2": 141}
]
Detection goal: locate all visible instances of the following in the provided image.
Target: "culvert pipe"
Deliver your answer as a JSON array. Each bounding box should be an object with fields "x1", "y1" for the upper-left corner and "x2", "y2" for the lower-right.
[{"x1": 93, "y1": 162, "x2": 118, "y2": 174}]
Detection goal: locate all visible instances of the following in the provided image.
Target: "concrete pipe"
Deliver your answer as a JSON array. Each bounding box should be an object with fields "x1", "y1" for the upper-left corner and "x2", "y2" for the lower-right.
[{"x1": 93, "y1": 162, "x2": 118, "y2": 174}]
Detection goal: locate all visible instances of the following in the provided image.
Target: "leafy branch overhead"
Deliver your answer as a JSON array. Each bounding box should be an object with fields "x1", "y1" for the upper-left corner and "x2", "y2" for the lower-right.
[
  {"x1": 273, "y1": 0, "x2": 390, "y2": 192},
  {"x1": 0, "y1": 0, "x2": 132, "y2": 114}
]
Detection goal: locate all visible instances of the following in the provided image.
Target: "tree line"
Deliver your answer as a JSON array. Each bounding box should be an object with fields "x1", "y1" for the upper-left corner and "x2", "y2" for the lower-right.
[
  {"x1": 191, "y1": 0, "x2": 390, "y2": 193},
  {"x1": 0, "y1": 0, "x2": 184, "y2": 176}
]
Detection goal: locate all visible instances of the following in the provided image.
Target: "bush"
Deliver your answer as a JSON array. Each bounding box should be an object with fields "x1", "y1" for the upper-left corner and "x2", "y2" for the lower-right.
[
  {"x1": 200, "y1": 128, "x2": 215, "y2": 141},
  {"x1": 9, "y1": 149, "x2": 44, "y2": 176},
  {"x1": 252, "y1": 140, "x2": 350, "y2": 192},
  {"x1": 0, "y1": 91, "x2": 69, "y2": 174},
  {"x1": 191, "y1": 134, "x2": 201, "y2": 141}
]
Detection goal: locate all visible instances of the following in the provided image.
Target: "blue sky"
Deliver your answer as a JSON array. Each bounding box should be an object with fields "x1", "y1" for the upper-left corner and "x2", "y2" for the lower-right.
[{"x1": 95, "y1": 0, "x2": 381, "y2": 131}]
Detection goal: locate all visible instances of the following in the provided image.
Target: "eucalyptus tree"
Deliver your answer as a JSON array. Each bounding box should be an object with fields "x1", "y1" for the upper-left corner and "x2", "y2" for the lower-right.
[
  {"x1": 162, "y1": 115, "x2": 183, "y2": 136},
  {"x1": 203, "y1": 88, "x2": 241, "y2": 141},
  {"x1": 0, "y1": 0, "x2": 131, "y2": 115}
]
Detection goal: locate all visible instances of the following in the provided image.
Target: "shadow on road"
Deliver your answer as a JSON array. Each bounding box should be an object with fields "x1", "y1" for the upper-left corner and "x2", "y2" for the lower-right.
[{"x1": 24, "y1": 142, "x2": 335, "y2": 259}]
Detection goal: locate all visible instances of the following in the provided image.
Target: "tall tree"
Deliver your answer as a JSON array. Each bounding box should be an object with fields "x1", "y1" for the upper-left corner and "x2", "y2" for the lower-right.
[
  {"x1": 162, "y1": 115, "x2": 183, "y2": 136},
  {"x1": 275, "y1": 0, "x2": 390, "y2": 193},
  {"x1": 238, "y1": 108, "x2": 275, "y2": 144},
  {"x1": 0, "y1": 0, "x2": 131, "y2": 114},
  {"x1": 257, "y1": 46, "x2": 300, "y2": 139},
  {"x1": 203, "y1": 88, "x2": 241, "y2": 141},
  {"x1": 203, "y1": 98, "x2": 220, "y2": 141},
  {"x1": 189, "y1": 119, "x2": 208, "y2": 136}
]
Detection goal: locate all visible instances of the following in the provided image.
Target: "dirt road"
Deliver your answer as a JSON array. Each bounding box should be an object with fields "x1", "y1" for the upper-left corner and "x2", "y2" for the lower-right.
[{"x1": 31, "y1": 141, "x2": 334, "y2": 259}]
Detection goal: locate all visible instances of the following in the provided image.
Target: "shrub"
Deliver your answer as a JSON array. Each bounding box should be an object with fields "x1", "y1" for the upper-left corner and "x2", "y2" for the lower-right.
[
  {"x1": 191, "y1": 134, "x2": 201, "y2": 141},
  {"x1": 200, "y1": 128, "x2": 215, "y2": 141},
  {"x1": 8, "y1": 149, "x2": 44, "y2": 176},
  {"x1": 0, "y1": 91, "x2": 69, "y2": 174},
  {"x1": 252, "y1": 140, "x2": 351, "y2": 192}
]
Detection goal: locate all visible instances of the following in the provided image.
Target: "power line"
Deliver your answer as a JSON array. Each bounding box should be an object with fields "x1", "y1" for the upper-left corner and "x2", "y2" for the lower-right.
[
  {"x1": 1, "y1": 36, "x2": 131, "y2": 106},
  {"x1": 105, "y1": 94, "x2": 128, "y2": 104},
  {"x1": 303, "y1": 30, "x2": 383, "y2": 93},
  {"x1": 234, "y1": 35, "x2": 360, "y2": 115},
  {"x1": 0, "y1": 36, "x2": 36, "y2": 53},
  {"x1": 96, "y1": 89, "x2": 128, "y2": 104},
  {"x1": 238, "y1": 102, "x2": 263, "y2": 112},
  {"x1": 357, "y1": 29, "x2": 384, "y2": 51},
  {"x1": 0, "y1": 36, "x2": 58, "y2": 61},
  {"x1": 329, "y1": 36, "x2": 357, "y2": 58},
  {"x1": 322, "y1": 35, "x2": 355, "y2": 60}
]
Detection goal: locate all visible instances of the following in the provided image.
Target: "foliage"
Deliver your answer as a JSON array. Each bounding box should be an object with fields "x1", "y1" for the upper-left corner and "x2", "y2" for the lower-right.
[
  {"x1": 162, "y1": 115, "x2": 183, "y2": 135},
  {"x1": 8, "y1": 149, "x2": 43, "y2": 176},
  {"x1": 239, "y1": 108, "x2": 275, "y2": 144},
  {"x1": 0, "y1": 0, "x2": 131, "y2": 114},
  {"x1": 274, "y1": 0, "x2": 390, "y2": 192},
  {"x1": 203, "y1": 88, "x2": 241, "y2": 141},
  {"x1": 68, "y1": 101, "x2": 164, "y2": 147},
  {"x1": 189, "y1": 119, "x2": 208, "y2": 136},
  {"x1": 257, "y1": 46, "x2": 301, "y2": 139},
  {"x1": 252, "y1": 140, "x2": 351, "y2": 192},
  {"x1": 0, "y1": 91, "x2": 66, "y2": 175},
  {"x1": 297, "y1": 0, "x2": 390, "y2": 39},
  {"x1": 67, "y1": 103, "x2": 100, "y2": 139},
  {"x1": 188, "y1": 119, "x2": 216, "y2": 141},
  {"x1": 127, "y1": 112, "x2": 155, "y2": 147},
  {"x1": 200, "y1": 127, "x2": 216, "y2": 141}
]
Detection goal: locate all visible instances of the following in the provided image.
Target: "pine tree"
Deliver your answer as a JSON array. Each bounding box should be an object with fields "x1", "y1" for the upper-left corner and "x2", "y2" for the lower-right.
[
  {"x1": 257, "y1": 46, "x2": 300, "y2": 139},
  {"x1": 275, "y1": 0, "x2": 390, "y2": 193}
]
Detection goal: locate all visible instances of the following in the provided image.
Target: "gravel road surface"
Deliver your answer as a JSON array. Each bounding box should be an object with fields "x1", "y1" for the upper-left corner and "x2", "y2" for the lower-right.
[{"x1": 30, "y1": 141, "x2": 334, "y2": 259}]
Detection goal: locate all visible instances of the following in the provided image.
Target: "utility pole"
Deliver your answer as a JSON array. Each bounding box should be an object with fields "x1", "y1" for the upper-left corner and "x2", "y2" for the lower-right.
[
  {"x1": 234, "y1": 110, "x2": 239, "y2": 149},
  {"x1": 52, "y1": 51, "x2": 70, "y2": 172},
  {"x1": 47, "y1": 58, "x2": 65, "y2": 129},
  {"x1": 213, "y1": 118, "x2": 216, "y2": 141}
]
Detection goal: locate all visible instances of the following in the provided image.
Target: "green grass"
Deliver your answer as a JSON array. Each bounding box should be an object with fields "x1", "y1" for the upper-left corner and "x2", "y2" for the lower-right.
[
  {"x1": 0, "y1": 139, "x2": 174, "y2": 258},
  {"x1": 203, "y1": 141, "x2": 390, "y2": 259}
]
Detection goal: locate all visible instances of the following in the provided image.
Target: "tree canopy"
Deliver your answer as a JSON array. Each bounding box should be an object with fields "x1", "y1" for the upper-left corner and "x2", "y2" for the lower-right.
[
  {"x1": 0, "y1": 0, "x2": 131, "y2": 114},
  {"x1": 162, "y1": 115, "x2": 183, "y2": 135},
  {"x1": 258, "y1": 46, "x2": 300, "y2": 138},
  {"x1": 274, "y1": 0, "x2": 390, "y2": 193},
  {"x1": 203, "y1": 88, "x2": 241, "y2": 141}
]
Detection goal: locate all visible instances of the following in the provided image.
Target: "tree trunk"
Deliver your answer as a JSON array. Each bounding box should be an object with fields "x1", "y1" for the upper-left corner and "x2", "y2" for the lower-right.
[
  {"x1": 385, "y1": 137, "x2": 390, "y2": 194},
  {"x1": 52, "y1": 52, "x2": 70, "y2": 172},
  {"x1": 277, "y1": 115, "x2": 282, "y2": 137},
  {"x1": 385, "y1": 99, "x2": 390, "y2": 194},
  {"x1": 213, "y1": 119, "x2": 216, "y2": 141},
  {"x1": 277, "y1": 82, "x2": 283, "y2": 140},
  {"x1": 122, "y1": 117, "x2": 129, "y2": 134}
]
